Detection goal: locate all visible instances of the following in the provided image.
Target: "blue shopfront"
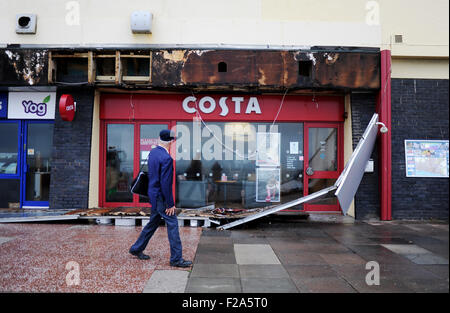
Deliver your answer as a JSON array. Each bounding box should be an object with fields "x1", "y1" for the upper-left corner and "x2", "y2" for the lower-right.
[{"x1": 0, "y1": 91, "x2": 55, "y2": 209}]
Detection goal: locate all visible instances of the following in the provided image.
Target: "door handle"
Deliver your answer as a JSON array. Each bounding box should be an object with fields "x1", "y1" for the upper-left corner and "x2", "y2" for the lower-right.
[{"x1": 306, "y1": 167, "x2": 314, "y2": 176}]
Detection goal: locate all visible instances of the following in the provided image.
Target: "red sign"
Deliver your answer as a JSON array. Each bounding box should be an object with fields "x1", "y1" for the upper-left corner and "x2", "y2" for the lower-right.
[
  {"x1": 59, "y1": 94, "x2": 76, "y2": 121},
  {"x1": 100, "y1": 94, "x2": 344, "y2": 122}
]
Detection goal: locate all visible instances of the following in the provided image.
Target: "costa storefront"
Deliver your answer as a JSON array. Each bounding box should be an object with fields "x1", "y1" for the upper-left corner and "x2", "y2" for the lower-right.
[{"x1": 99, "y1": 93, "x2": 345, "y2": 213}]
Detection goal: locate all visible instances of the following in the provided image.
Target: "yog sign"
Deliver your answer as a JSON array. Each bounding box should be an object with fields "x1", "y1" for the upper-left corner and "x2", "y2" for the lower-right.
[
  {"x1": 182, "y1": 96, "x2": 262, "y2": 117},
  {"x1": 8, "y1": 92, "x2": 56, "y2": 119}
]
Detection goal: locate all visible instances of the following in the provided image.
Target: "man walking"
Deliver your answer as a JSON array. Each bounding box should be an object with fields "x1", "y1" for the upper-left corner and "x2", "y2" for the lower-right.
[{"x1": 129, "y1": 129, "x2": 192, "y2": 268}]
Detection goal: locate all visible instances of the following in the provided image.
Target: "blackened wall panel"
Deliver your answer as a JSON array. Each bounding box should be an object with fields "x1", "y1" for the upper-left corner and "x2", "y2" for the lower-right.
[
  {"x1": 49, "y1": 87, "x2": 94, "y2": 210},
  {"x1": 350, "y1": 92, "x2": 380, "y2": 219}
]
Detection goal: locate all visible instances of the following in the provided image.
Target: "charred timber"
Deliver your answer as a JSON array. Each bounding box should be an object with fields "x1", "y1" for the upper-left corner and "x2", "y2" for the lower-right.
[{"x1": 0, "y1": 48, "x2": 380, "y2": 91}]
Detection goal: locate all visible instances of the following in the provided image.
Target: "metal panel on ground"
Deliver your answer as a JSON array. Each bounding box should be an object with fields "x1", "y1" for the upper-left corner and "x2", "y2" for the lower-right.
[
  {"x1": 217, "y1": 113, "x2": 380, "y2": 230},
  {"x1": 217, "y1": 186, "x2": 337, "y2": 230}
]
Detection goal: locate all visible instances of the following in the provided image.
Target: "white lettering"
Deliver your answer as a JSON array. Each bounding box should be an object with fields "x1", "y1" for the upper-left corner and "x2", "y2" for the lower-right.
[
  {"x1": 182, "y1": 96, "x2": 263, "y2": 116},
  {"x1": 232, "y1": 97, "x2": 244, "y2": 114},
  {"x1": 193, "y1": 119, "x2": 202, "y2": 160},
  {"x1": 202, "y1": 125, "x2": 223, "y2": 161},
  {"x1": 218, "y1": 97, "x2": 229, "y2": 117},
  {"x1": 65, "y1": 1, "x2": 80, "y2": 26},
  {"x1": 65, "y1": 261, "x2": 80, "y2": 286},
  {"x1": 199, "y1": 96, "x2": 215, "y2": 114},
  {"x1": 182, "y1": 96, "x2": 197, "y2": 114},
  {"x1": 365, "y1": 261, "x2": 380, "y2": 286},
  {"x1": 182, "y1": 297, "x2": 216, "y2": 311},
  {"x1": 175, "y1": 124, "x2": 191, "y2": 160},
  {"x1": 245, "y1": 97, "x2": 261, "y2": 114},
  {"x1": 365, "y1": 1, "x2": 380, "y2": 26}
]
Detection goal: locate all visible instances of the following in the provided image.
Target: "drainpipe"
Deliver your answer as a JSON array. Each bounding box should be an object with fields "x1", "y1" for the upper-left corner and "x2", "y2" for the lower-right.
[{"x1": 377, "y1": 50, "x2": 392, "y2": 221}]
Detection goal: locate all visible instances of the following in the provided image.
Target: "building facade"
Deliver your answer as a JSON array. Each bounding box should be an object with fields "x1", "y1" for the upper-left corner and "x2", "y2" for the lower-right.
[{"x1": 0, "y1": 0, "x2": 448, "y2": 220}]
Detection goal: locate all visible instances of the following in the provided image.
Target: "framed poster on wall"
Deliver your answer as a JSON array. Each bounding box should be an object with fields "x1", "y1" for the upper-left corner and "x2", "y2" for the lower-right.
[{"x1": 404, "y1": 140, "x2": 449, "y2": 178}]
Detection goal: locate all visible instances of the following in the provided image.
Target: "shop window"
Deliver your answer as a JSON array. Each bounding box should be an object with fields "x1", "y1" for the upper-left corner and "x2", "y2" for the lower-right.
[
  {"x1": 175, "y1": 121, "x2": 304, "y2": 210},
  {"x1": 0, "y1": 179, "x2": 20, "y2": 208},
  {"x1": 0, "y1": 123, "x2": 19, "y2": 175}
]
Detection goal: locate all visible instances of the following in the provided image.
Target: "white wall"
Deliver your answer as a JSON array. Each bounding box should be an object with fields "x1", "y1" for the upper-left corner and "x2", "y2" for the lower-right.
[{"x1": 1, "y1": 0, "x2": 448, "y2": 79}]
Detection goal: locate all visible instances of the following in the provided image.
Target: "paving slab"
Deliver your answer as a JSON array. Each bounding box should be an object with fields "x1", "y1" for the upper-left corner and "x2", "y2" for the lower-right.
[
  {"x1": 381, "y1": 244, "x2": 432, "y2": 255},
  {"x1": 341, "y1": 276, "x2": 414, "y2": 293},
  {"x1": 194, "y1": 252, "x2": 237, "y2": 264},
  {"x1": 196, "y1": 243, "x2": 234, "y2": 254},
  {"x1": 185, "y1": 277, "x2": 242, "y2": 293},
  {"x1": 345, "y1": 244, "x2": 417, "y2": 265},
  {"x1": 142, "y1": 270, "x2": 189, "y2": 293},
  {"x1": 190, "y1": 264, "x2": 240, "y2": 278},
  {"x1": 239, "y1": 264, "x2": 290, "y2": 279},
  {"x1": 275, "y1": 251, "x2": 328, "y2": 266},
  {"x1": 319, "y1": 253, "x2": 367, "y2": 265},
  {"x1": 401, "y1": 278, "x2": 449, "y2": 293},
  {"x1": 199, "y1": 236, "x2": 233, "y2": 245},
  {"x1": 421, "y1": 264, "x2": 449, "y2": 279},
  {"x1": 241, "y1": 278, "x2": 299, "y2": 293},
  {"x1": 234, "y1": 244, "x2": 281, "y2": 265},
  {"x1": 403, "y1": 253, "x2": 449, "y2": 265},
  {"x1": 292, "y1": 276, "x2": 357, "y2": 293},
  {"x1": 202, "y1": 229, "x2": 232, "y2": 237},
  {"x1": 284, "y1": 265, "x2": 339, "y2": 279}
]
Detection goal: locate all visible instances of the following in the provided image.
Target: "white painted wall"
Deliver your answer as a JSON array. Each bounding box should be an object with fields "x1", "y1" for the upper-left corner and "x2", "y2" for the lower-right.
[{"x1": 1, "y1": 0, "x2": 448, "y2": 78}]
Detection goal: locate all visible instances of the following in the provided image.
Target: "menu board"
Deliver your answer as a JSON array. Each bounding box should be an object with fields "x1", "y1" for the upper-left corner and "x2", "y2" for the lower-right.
[{"x1": 404, "y1": 140, "x2": 449, "y2": 178}]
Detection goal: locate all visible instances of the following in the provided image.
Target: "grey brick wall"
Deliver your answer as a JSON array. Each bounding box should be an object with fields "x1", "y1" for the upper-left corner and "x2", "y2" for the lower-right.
[
  {"x1": 49, "y1": 87, "x2": 94, "y2": 210},
  {"x1": 350, "y1": 79, "x2": 449, "y2": 220}
]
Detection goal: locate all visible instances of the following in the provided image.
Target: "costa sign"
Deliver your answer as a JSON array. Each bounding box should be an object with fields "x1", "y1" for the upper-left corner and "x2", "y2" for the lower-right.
[
  {"x1": 182, "y1": 96, "x2": 262, "y2": 117},
  {"x1": 59, "y1": 94, "x2": 76, "y2": 121}
]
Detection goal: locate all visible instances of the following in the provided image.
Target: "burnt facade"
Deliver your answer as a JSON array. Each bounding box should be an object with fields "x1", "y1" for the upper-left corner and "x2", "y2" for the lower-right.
[{"x1": 0, "y1": 46, "x2": 448, "y2": 220}]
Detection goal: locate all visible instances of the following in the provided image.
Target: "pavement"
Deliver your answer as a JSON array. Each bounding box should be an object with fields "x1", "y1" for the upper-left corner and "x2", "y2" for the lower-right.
[{"x1": 0, "y1": 215, "x2": 448, "y2": 293}]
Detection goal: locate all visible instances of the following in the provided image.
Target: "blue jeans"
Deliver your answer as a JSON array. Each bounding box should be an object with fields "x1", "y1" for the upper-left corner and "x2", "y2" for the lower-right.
[{"x1": 130, "y1": 196, "x2": 182, "y2": 263}]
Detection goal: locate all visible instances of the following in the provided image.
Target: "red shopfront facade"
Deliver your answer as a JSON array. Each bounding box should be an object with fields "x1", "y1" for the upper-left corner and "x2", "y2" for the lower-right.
[{"x1": 99, "y1": 93, "x2": 345, "y2": 213}]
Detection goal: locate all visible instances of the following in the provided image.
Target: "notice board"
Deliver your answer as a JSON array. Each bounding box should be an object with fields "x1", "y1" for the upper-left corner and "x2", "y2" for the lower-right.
[{"x1": 404, "y1": 140, "x2": 449, "y2": 178}]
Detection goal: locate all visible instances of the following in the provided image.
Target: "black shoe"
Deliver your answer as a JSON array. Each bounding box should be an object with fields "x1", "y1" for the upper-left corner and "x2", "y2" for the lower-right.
[
  {"x1": 170, "y1": 259, "x2": 193, "y2": 268},
  {"x1": 129, "y1": 249, "x2": 150, "y2": 260}
]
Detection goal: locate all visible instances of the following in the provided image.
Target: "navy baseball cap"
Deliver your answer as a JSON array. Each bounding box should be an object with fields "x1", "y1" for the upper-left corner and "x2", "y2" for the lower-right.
[{"x1": 159, "y1": 129, "x2": 176, "y2": 142}]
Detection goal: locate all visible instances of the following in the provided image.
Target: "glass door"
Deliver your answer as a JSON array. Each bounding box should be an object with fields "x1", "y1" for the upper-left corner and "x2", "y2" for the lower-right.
[
  {"x1": 102, "y1": 122, "x2": 170, "y2": 207},
  {"x1": 137, "y1": 123, "x2": 170, "y2": 204},
  {"x1": 104, "y1": 123, "x2": 135, "y2": 204},
  {"x1": 22, "y1": 121, "x2": 54, "y2": 208},
  {"x1": 304, "y1": 123, "x2": 342, "y2": 212}
]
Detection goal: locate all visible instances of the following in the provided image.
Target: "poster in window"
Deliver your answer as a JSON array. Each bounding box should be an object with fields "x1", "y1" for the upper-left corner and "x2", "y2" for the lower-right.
[
  {"x1": 256, "y1": 168, "x2": 281, "y2": 202},
  {"x1": 256, "y1": 132, "x2": 280, "y2": 167},
  {"x1": 404, "y1": 140, "x2": 449, "y2": 178},
  {"x1": 140, "y1": 138, "x2": 159, "y2": 164}
]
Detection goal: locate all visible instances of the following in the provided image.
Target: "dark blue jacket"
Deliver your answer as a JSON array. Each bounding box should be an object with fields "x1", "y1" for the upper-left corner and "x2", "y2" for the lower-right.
[{"x1": 147, "y1": 146, "x2": 174, "y2": 209}]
